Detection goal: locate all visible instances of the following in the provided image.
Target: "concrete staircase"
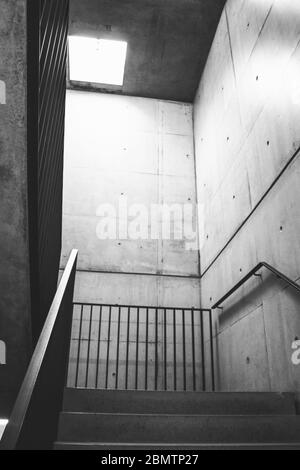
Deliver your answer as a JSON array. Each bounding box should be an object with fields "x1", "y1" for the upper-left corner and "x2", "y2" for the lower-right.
[{"x1": 55, "y1": 389, "x2": 300, "y2": 450}]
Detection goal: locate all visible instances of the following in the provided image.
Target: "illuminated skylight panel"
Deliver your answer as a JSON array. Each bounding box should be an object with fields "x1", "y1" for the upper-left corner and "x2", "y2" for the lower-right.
[
  {"x1": 69, "y1": 36, "x2": 127, "y2": 86},
  {"x1": 0, "y1": 419, "x2": 8, "y2": 440}
]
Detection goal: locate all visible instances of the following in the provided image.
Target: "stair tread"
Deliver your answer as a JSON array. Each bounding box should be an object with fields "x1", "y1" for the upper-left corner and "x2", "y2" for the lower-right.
[
  {"x1": 61, "y1": 411, "x2": 298, "y2": 417},
  {"x1": 54, "y1": 441, "x2": 300, "y2": 450},
  {"x1": 58, "y1": 389, "x2": 299, "y2": 447},
  {"x1": 63, "y1": 388, "x2": 296, "y2": 415},
  {"x1": 67, "y1": 388, "x2": 293, "y2": 394},
  {"x1": 57, "y1": 412, "x2": 300, "y2": 444}
]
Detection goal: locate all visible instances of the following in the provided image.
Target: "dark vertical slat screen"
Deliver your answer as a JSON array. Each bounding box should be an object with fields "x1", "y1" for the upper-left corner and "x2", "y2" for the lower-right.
[{"x1": 27, "y1": 0, "x2": 69, "y2": 341}]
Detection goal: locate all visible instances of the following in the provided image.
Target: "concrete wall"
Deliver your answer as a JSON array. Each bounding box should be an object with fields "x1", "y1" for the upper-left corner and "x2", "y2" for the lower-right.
[
  {"x1": 194, "y1": 0, "x2": 300, "y2": 392},
  {"x1": 0, "y1": 0, "x2": 32, "y2": 415},
  {"x1": 62, "y1": 90, "x2": 200, "y2": 302},
  {"x1": 62, "y1": 90, "x2": 201, "y2": 389}
]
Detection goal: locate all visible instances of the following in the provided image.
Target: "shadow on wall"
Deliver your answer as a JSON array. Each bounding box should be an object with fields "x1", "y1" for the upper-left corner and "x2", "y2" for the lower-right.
[{"x1": 213, "y1": 274, "x2": 300, "y2": 392}]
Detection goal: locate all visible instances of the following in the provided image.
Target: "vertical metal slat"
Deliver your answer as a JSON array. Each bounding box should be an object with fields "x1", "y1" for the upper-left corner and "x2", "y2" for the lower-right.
[
  {"x1": 182, "y1": 309, "x2": 186, "y2": 391},
  {"x1": 85, "y1": 305, "x2": 93, "y2": 388},
  {"x1": 200, "y1": 310, "x2": 206, "y2": 391},
  {"x1": 173, "y1": 309, "x2": 177, "y2": 391},
  {"x1": 135, "y1": 308, "x2": 140, "y2": 390},
  {"x1": 115, "y1": 307, "x2": 121, "y2": 389},
  {"x1": 191, "y1": 309, "x2": 196, "y2": 391},
  {"x1": 209, "y1": 309, "x2": 215, "y2": 391},
  {"x1": 105, "y1": 306, "x2": 112, "y2": 389},
  {"x1": 155, "y1": 308, "x2": 158, "y2": 391},
  {"x1": 164, "y1": 309, "x2": 167, "y2": 391},
  {"x1": 75, "y1": 304, "x2": 83, "y2": 388},
  {"x1": 125, "y1": 307, "x2": 130, "y2": 390},
  {"x1": 95, "y1": 306, "x2": 102, "y2": 389},
  {"x1": 145, "y1": 308, "x2": 149, "y2": 390}
]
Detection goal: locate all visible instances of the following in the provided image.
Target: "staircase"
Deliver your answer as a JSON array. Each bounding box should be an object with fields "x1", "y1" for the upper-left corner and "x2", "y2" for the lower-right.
[
  {"x1": 55, "y1": 388, "x2": 300, "y2": 450},
  {"x1": 2, "y1": 252, "x2": 300, "y2": 450}
]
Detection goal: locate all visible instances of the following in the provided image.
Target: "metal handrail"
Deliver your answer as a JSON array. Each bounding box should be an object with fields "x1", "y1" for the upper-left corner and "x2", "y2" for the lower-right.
[
  {"x1": 0, "y1": 250, "x2": 78, "y2": 450},
  {"x1": 212, "y1": 261, "x2": 300, "y2": 310},
  {"x1": 71, "y1": 303, "x2": 215, "y2": 392},
  {"x1": 73, "y1": 301, "x2": 211, "y2": 312}
]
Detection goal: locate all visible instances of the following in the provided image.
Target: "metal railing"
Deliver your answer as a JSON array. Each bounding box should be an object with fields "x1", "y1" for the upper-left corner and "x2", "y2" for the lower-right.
[
  {"x1": 0, "y1": 250, "x2": 78, "y2": 450},
  {"x1": 67, "y1": 303, "x2": 215, "y2": 392},
  {"x1": 212, "y1": 261, "x2": 300, "y2": 310}
]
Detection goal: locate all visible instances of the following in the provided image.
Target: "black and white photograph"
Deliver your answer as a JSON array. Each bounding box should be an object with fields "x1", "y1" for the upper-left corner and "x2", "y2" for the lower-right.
[{"x1": 0, "y1": 0, "x2": 300, "y2": 453}]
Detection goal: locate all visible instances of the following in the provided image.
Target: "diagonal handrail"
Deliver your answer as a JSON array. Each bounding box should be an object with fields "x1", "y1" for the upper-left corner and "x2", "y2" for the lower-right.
[
  {"x1": 212, "y1": 261, "x2": 300, "y2": 310},
  {"x1": 0, "y1": 249, "x2": 78, "y2": 450}
]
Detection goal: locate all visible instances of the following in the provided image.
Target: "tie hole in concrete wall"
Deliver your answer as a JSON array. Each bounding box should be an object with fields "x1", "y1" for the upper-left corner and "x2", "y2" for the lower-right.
[
  {"x1": 0, "y1": 341, "x2": 6, "y2": 365},
  {"x1": 0, "y1": 80, "x2": 6, "y2": 104}
]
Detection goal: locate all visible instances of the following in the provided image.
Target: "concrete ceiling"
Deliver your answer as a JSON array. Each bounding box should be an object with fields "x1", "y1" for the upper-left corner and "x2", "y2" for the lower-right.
[{"x1": 69, "y1": 0, "x2": 226, "y2": 103}]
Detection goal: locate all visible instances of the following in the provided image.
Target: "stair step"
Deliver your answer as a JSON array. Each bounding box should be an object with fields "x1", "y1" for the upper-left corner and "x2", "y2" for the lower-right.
[
  {"x1": 54, "y1": 441, "x2": 300, "y2": 450},
  {"x1": 63, "y1": 388, "x2": 296, "y2": 415},
  {"x1": 58, "y1": 413, "x2": 300, "y2": 444}
]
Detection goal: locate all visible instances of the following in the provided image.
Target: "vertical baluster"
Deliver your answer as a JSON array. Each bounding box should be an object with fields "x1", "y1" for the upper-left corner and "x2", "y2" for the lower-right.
[
  {"x1": 209, "y1": 310, "x2": 215, "y2": 391},
  {"x1": 85, "y1": 305, "x2": 93, "y2": 388},
  {"x1": 182, "y1": 309, "x2": 186, "y2": 391},
  {"x1": 145, "y1": 308, "x2": 149, "y2": 390},
  {"x1": 135, "y1": 308, "x2": 140, "y2": 390},
  {"x1": 115, "y1": 307, "x2": 121, "y2": 390},
  {"x1": 164, "y1": 309, "x2": 167, "y2": 391},
  {"x1": 191, "y1": 309, "x2": 196, "y2": 391},
  {"x1": 75, "y1": 304, "x2": 83, "y2": 388},
  {"x1": 155, "y1": 308, "x2": 158, "y2": 391},
  {"x1": 200, "y1": 310, "x2": 206, "y2": 391},
  {"x1": 173, "y1": 309, "x2": 177, "y2": 391},
  {"x1": 105, "y1": 306, "x2": 112, "y2": 389},
  {"x1": 95, "y1": 306, "x2": 102, "y2": 389},
  {"x1": 125, "y1": 307, "x2": 130, "y2": 390}
]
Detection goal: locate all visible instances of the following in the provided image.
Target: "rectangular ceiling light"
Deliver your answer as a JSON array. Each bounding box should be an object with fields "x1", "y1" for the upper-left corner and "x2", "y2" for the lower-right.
[{"x1": 69, "y1": 36, "x2": 128, "y2": 86}]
